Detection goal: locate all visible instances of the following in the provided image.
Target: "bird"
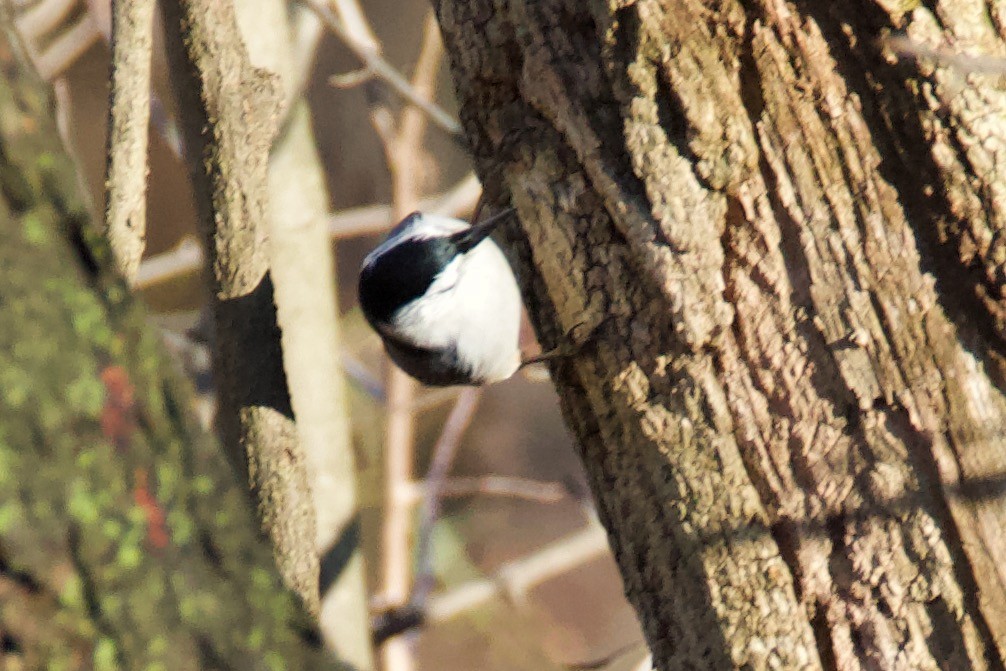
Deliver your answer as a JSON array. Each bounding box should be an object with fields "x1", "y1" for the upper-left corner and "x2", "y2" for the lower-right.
[{"x1": 358, "y1": 208, "x2": 522, "y2": 386}]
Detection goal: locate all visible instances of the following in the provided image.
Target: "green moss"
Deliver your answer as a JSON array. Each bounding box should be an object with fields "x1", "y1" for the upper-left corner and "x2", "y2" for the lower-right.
[
  {"x1": 116, "y1": 543, "x2": 142, "y2": 571},
  {"x1": 76, "y1": 449, "x2": 98, "y2": 469},
  {"x1": 59, "y1": 575, "x2": 85, "y2": 610},
  {"x1": 251, "y1": 567, "x2": 274, "y2": 591},
  {"x1": 22, "y1": 210, "x2": 49, "y2": 245},
  {"x1": 0, "y1": 365, "x2": 32, "y2": 409},
  {"x1": 113, "y1": 522, "x2": 146, "y2": 573},
  {"x1": 192, "y1": 474, "x2": 213, "y2": 494},
  {"x1": 147, "y1": 636, "x2": 167, "y2": 657},
  {"x1": 67, "y1": 480, "x2": 100, "y2": 525},
  {"x1": 0, "y1": 442, "x2": 16, "y2": 486},
  {"x1": 92, "y1": 637, "x2": 119, "y2": 671},
  {"x1": 102, "y1": 519, "x2": 123, "y2": 539},
  {"x1": 0, "y1": 504, "x2": 19, "y2": 533},
  {"x1": 247, "y1": 626, "x2": 265, "y2": 650},
  {"x1": 64, "y1": 374, "x2": 106, "y2": 417},
  {"x1": 264, "y1": 650, "x2": 286, "y2": 671},
  {"x1": 167, "y1": 510, "x2": 194, "y2": 545},
  {"x1": 99, "y1": 593, "x2": 123, "y2": 620},
  {"x1": 40, "y1": 279, "x2": 115, "y2": 349},
  {"x1": 0, "y1": 12, "x2": 335, "y2": 668}
]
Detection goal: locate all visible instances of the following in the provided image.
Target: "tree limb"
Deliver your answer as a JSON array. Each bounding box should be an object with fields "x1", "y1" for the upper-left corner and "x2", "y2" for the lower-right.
[
  {"x1": 160, "y1": 0, "x2": 320, "y2": 615},
  {"x1": 103, "y1": 0, "x2": 154, "y2": 283}
]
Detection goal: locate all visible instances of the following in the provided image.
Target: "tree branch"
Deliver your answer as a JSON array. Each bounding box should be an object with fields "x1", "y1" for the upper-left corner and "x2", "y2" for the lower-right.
[
  {"x1": 160, "y1": 0, "x2": 320, "y2": 614},
  {"x1": 302, "y1": 0, "x2": 462, "y2": 137},
  {"x1": 232, "y1": 0, "x2": 375, "y2": 664},
  {"x1": 103, "y1": 0, "x2": 154, "y2": 283}
]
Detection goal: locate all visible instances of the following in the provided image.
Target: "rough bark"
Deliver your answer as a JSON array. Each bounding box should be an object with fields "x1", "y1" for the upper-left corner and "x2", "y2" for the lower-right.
[
  {"x1": 233, "y1": 3, "x2": 375, "y2": 667},
  {"x1": 0, "y1": 6, "x2": 336, "y2": 668},
  {"x1": 159, "y1": 0, "x2": 320, "y2": 614},
  {"x1": 437, "y1": 0, "x2": 1006, "y2": 669}
]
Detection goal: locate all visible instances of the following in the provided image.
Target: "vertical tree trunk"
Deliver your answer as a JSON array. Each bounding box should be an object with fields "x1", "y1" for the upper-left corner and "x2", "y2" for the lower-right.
[
  {"x1": 159, "y1": 0, "x2": 321, "y2": 614},
  {"x1": 0, "y1": 6, "x2": 336, "y2": 668},
  {"x1": 437, "y1": 1, "x2": 1006, "y2": 668}
]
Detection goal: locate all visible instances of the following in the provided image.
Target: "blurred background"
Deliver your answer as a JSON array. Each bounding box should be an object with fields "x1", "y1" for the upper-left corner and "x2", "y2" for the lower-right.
[{"x1": 15, "y1": 0, "x2": 646, "y2": 668}]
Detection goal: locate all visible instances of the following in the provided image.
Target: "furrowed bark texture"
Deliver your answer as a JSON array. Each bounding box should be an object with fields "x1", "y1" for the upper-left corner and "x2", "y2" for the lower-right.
[
  {"x1": 0, "y1": 8, "x2": 336, "y2": 668},
  {"x1": 437, "y1": 0, "x2": 1006, "y2": 669},
  {"x1": 159, "y1": 0, "x2": 320, "y2": 613}
]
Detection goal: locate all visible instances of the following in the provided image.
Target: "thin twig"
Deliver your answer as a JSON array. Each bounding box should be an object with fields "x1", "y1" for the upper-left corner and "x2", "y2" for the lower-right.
[
  {"x1": 405, "y1": 386, "x2": 462, "y2": 414},
  {"x1": 400, "y1": 475, "x2": 565, "y2": 505},
  {"x1": 380, "y1": 369, "x2": 418, "y2": 670},
  {"x1": 341, "y1": 351, "x2": 385, "y2": 400},
  {"x1": 326, "y1": 0, "x2": 379, "y2": 53},
  {"x1": 103, "y1": 0, "x2": 155, "y2": 283},
  {"x1": 883, "y1": 33, "x2": 1006, "y2": 75},
  {"x1": 14, "y1": 0, "x2": 75, "y2": 39},
  {"x1": 286, "y1": 3, "x2": 325, "y2": 108},
  {"x1": 434, "y1": 475, "x2": 566, "y2": 503},
  {"x1": 32, "y1": 14, "x2": 101, "y2": 79},
  {"x1": 329, "y1": 66, "x2": 373, "y2": 88},
  {"x1": 397, "y1": 12, "x2": 444, "y2": 160},
  {"x1": 409, "y1": 388, "x2": 482, "y2": 609},
  {"x1": 565, "y1": 644, "x2": 650, "y2": 671},
  {"x1": 328, "y1": 172, "x2": 479, "y2": 238},
  {"x1": 426, "y1": 522, "x2": 610, "y2": 622},
  {"x1": 301, "y1": 0, "x2": 462, "y2": 137},
  {"x1": 134, "y1": 236, "x2": 201, "y2": 288}
]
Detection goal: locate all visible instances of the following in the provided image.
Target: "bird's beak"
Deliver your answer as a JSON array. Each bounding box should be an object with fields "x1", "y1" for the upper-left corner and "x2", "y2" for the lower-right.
[{"x1": 449, "y1": 207, "x2": 516, "y2": 252}]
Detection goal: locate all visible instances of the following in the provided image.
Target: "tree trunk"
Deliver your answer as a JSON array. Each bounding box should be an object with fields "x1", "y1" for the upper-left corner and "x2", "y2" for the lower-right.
[
  {"x1": 159, "y1": 0, "x2": 322, "y2": 615},
  {"x1": 437, "y1": 1, "x2": 1006, "y2": 669},
  {"x1": 0, "y1": 6, "x2": 338, "y2": 669}
]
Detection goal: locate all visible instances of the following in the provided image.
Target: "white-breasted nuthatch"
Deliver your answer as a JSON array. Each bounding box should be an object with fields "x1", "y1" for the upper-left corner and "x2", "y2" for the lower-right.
[{"x1": 358, "y1": 208, "x2": 522, "y2": 386}]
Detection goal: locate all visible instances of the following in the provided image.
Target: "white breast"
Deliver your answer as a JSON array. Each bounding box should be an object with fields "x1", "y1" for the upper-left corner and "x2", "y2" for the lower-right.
[{"x1": 392, "y1": 239, "x2": 522, "y2": 384}]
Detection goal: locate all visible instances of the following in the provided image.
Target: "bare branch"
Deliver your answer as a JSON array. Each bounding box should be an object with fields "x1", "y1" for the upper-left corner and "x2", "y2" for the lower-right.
[
  {"x1": 14, "y1": 0, "x2": 75, "y2": 39},
  {"x1": 31, "y1": 15, "x2": 100, "y2": 79},
  {"x1": 401, "y1": 475, "x2": 566, "y2": 505},
  {"x1": 410, "y1": 388, "x2": 482, "y2": 609},
  {"x1": 327, "y1": 172, "x2": 480, "y2": 238},
  {"x1": 436, "y1": 476, "x2": 566, "y2": 503},
  {"x1": 161, "y1": 0, "x2": 320, "y2": 615},
  {"x1": 426, "y1": 522, "x2": 610, "y2": 622},
  {"x1": 329, "y1": 66, "x2": 374, "y2": 88},
  {"x1": 326, "y1": 0, "x2": 379, "y2": 54},
  {"x1": 103, "y1": 0, "x2": 155, "y2": 283},
  {"x1": 301, "y1": 0, "x2": 462, "y2": 137},
  {"x1": 883, "y1": 33, "x2": 1006, "y2": 75}
]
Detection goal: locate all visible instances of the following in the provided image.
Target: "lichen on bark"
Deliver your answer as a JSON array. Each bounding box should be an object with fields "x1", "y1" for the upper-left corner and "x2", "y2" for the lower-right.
[{"x1": 0, "y1": 5, "x2": 338, "y2": 668}]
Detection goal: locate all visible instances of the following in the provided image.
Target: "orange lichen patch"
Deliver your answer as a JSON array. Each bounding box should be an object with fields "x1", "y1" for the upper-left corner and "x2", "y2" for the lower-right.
[
  {"x1": 99, "y1": 364, "x2": 136, "y2": 449},
  {"x1": 133, "y1": 467, "x2": 169, "y2": 550}
]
